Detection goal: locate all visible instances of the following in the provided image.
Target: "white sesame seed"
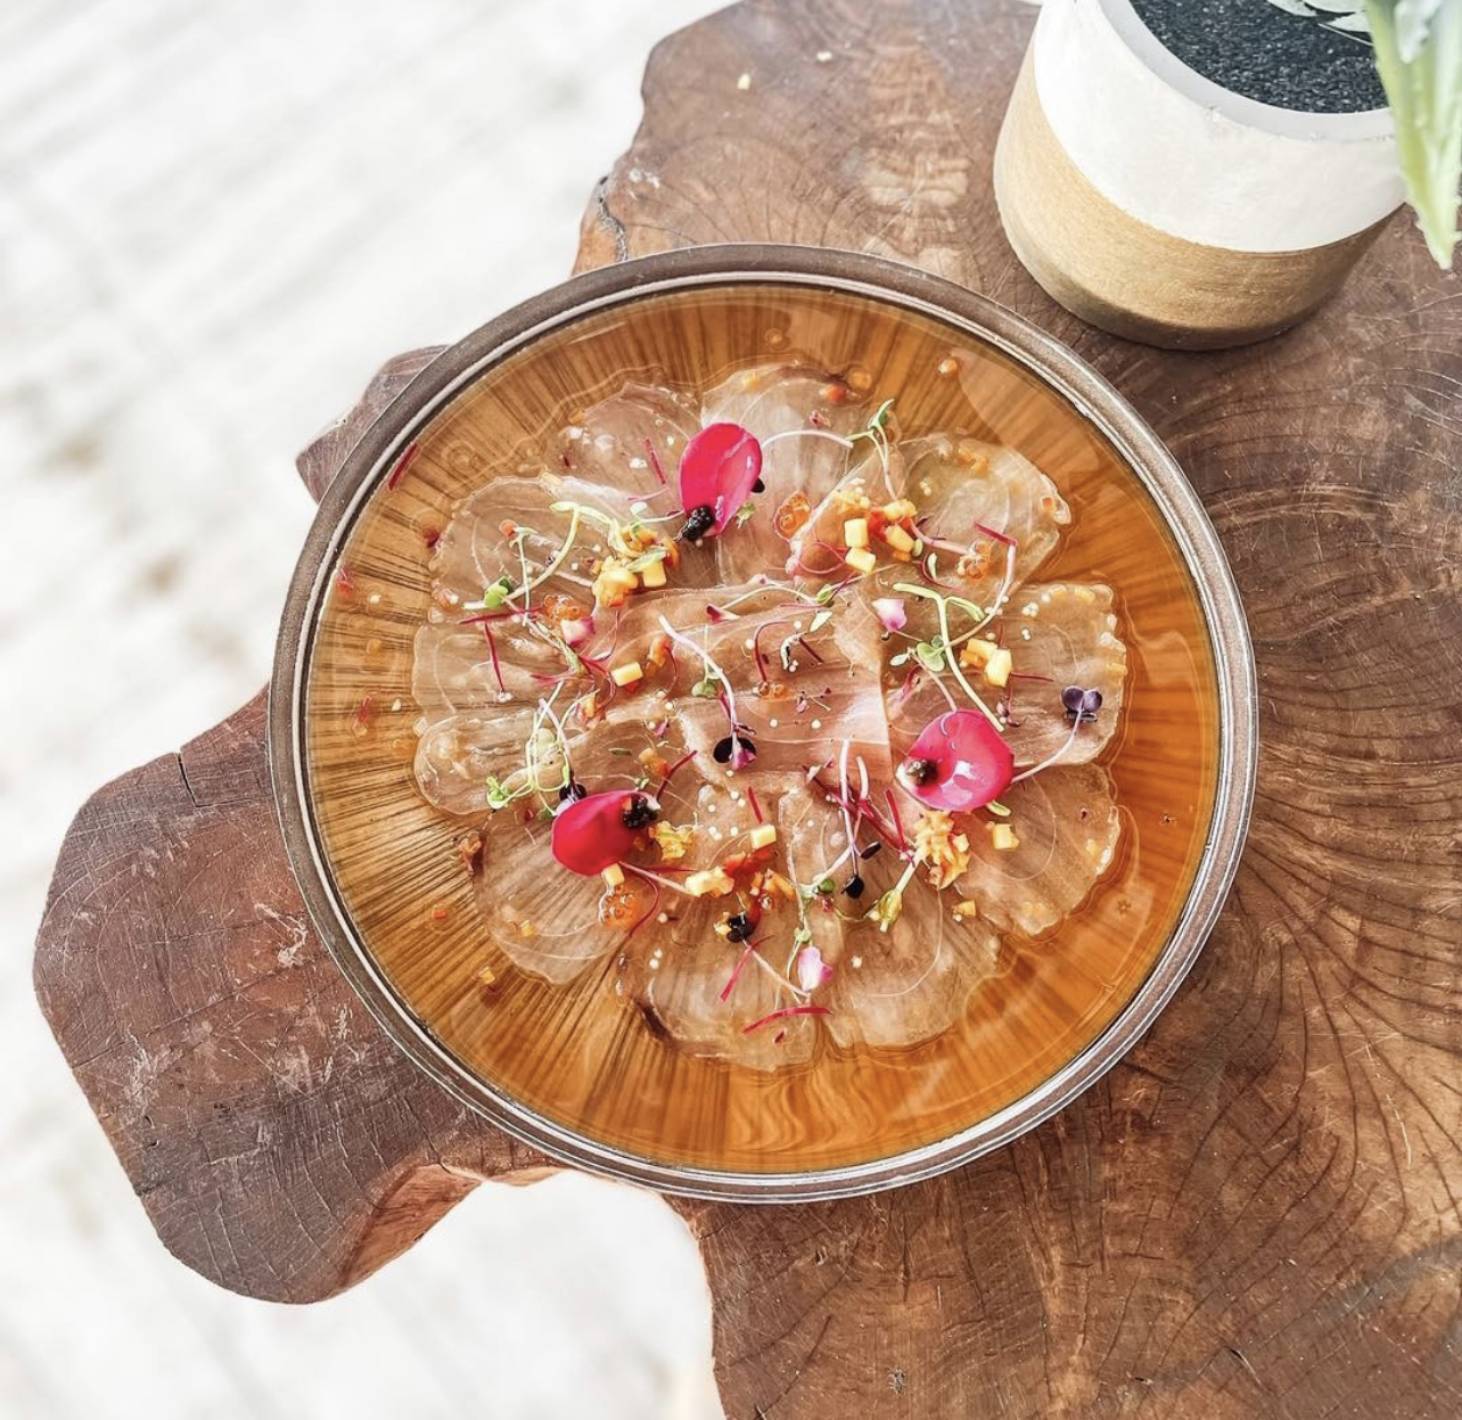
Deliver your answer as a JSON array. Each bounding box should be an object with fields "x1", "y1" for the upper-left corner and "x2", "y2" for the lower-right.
[{"x1": 811, "y1": 719, "x2": 822, "y2": 730}]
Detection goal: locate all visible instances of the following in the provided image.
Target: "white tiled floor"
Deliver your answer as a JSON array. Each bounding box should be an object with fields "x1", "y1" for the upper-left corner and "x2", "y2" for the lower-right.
[{"x1": 1, "y1": 3, "x2": 724, "y2": 1415}]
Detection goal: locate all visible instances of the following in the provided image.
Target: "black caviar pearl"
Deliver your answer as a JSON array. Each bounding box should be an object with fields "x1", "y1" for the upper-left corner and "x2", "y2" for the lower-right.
[
  {"x1": 860, "y1": 841, "x2": 882, "y2": 859},
  {"x1": 680, "y1": 504, "x2": 716, "y2": 541},
  {"x1": 559, "y1": 779, "x2": 587, "y2": 802},
  {"x1": 725, "y1": 913, "x2": 754, "y2": 943},
  {"x1": 620, "y1": 793, "x2": 659, "y2": 830},
  {"x1": 844, "y1": 873, "x2": 865, "y2": 900},
  {"x1": 905, "y1": 757, "x2": 938, "y2": 786},
  {"x1": 752, "y1": 478, "x2": 766, "y2": 494}
]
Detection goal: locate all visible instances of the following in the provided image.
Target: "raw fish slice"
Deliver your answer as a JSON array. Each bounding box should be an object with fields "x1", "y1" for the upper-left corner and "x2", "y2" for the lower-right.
[
  {"x1": 663, "y1": 594, "x2": 893, "y2": 789},
  {"x1": 957, "y1": 764, "x2": 1120, "y2": 937},
  {"x1": 699, "y1": 365, "x2": 866, "y2": 585},
  {"x1": 415, "y1": 707, "x2": 538, "y2": 816},
  {"x1": 882, "y1": 582, "x2": 1125, "y2": 769},
  {"x1": 431, "y1": 474, "x2": 634, "y2": 608},
  {"x1": 867, "y1": 434, "x2": 1070, "y2": 628},
  {"x1": 785, "y1": 445, "x2": 903, "y2": 582},
  {"x1": 556, "y1": 383, "x2": 700, "y2": 499},
  {"x1": 621, "y1": 780, "x2": 819, "y2": 1070},
  {"x1": 996, "y1": 583, "x2": 1126, "y2": 768},
  {"x1": 778, "y1": 788, "x2": 998, "y2": 1050},
  {"x1": 412, "y1": 621, "x2": 587, "y2": 713},
  {"x1": 470, "y1": 715, "x2": 703, "y2": 985}
]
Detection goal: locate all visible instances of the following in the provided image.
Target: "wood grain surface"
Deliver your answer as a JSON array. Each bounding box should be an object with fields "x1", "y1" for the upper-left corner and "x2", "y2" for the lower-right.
[{"x1": 34, "y1": 1, "x2": 1462, "y2": 1415}]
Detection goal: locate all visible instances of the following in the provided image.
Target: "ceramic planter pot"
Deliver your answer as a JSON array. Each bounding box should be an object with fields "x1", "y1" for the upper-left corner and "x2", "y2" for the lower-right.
[{"x1": 995, "y1": 0, "x2": 1405, "y2": 348}]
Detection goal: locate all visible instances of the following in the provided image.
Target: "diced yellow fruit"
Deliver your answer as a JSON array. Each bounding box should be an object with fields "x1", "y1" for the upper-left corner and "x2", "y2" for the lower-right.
[
  {"x1": 984, "y1": 648, "x2": 1013, "y2": 688},
  {"x1": 601, "y1": 864, "x2": 625, "y2": 888},
  {"x1": 881, "y1": 499, "x2": 917, "y2": 521},
  {"x1": 639, "y1": 557, "x2": 667, "y2": 588},
  {"x1": 611, "y1": 660, "x2": 644, "y2": 686},
  {"x1": 843, "y1": 517, "x2": 869, "y2": 549},
  {"x1": 960, "y1": 638, "x2": 995, "y2": 669},
  {"x1": 991, "y1": 824, "x2": 1020, "y2": 852},
  {"x1": 952, "y1": 900, "x2": 979, "y2": 921},
  {"x1": 686, "y1": 867, "x2": 736, "y2": 897},
  {"x1": 748, "y1": 823, "x2": 778, "y2": 849},
  {"x1": 844, "y1": 547, "x2": 877, "y2": 574},
  {"x1": 882, "y1": 525, "x2": 915, "y2": 553},
  {"x1": 592, "y1": 558, "x2": 639, "y2": 609}
]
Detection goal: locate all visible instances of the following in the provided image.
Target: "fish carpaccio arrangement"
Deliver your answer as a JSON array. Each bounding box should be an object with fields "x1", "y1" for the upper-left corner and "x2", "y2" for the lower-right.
[{"x1": 412, "y1": 364, "x2": 1128, "y2": 1070}]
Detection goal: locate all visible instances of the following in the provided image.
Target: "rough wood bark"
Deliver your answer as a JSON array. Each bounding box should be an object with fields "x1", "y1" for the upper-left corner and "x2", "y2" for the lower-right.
[{"x1": 35, "y1": 1, "x2": 1461, "y2": 1415}]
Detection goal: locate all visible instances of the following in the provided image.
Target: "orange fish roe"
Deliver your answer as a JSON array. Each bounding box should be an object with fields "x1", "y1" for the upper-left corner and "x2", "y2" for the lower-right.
[
  {"x1": 598, "y1": 882, "x2": 642, "y2": 926},
  {"x1": 540, "y1": 592, "x2": 588, "y2": 628},
  {"x1": 773, "y1": 491, "x2": 812, "y2": 539}
]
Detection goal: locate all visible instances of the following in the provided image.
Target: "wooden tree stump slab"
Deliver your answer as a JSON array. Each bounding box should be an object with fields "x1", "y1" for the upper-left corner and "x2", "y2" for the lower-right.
[{"x1": 35, "y1": 2, "x2": 1461, "y2": 1415}]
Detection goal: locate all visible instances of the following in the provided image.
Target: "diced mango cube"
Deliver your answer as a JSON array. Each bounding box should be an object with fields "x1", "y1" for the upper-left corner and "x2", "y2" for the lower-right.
[
  {"x1": 686, "y1": 867, "x2": 736, "y2": 897},
  {"x1": 882, "y1": 525, "x2": 916, "y2": 554},
  {"x1": 984, "y1": 648, "x2": 1013, "y2": 688},
  {"x1": 844, "y1": 547, "x2": 877, "y2": 575},
  {"x1": 991, "y1": 824, "x2": 1020, "y2": 852},
  {"x1": 748, "y1": 823, "x2": 778, "y2": 849},
  {"x1": 611, "y1": 661, "x2": 644, "y2": 686},
  {"x1": 640, "y1": 556, "x2": 667, "y2": 588},
  {"x1": 601, "y1": 864, "x2": 625, "y2": 888},
  {"x1": 843, "y1": 517, "x2": 869, "y2": 549}
]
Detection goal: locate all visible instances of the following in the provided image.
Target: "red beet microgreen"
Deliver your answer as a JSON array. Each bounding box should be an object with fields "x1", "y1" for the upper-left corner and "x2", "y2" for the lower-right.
[{"x1": 385, "y1": 441, "x2": 419, "y2": 491}]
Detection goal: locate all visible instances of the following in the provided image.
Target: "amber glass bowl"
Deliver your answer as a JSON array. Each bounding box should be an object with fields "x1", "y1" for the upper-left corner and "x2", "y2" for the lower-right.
[{"x1": 270, "y1": 245, "x2": 1256, "y2": 1200}]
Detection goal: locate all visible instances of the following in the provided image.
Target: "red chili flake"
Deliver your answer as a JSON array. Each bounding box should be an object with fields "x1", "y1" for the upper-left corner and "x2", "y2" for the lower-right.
[
  {"x1": 429, "y1": 902, "x2": 449, "y2": 924},
  {"x1": 742, "y1": 1004, "x2": 830, "y2": 1035},
  {"x1": 351, "y1": 696, "x2": 374, "y2": 733},
  {"x1": 480, "y1": 622, "x2": 506, "y2": 694},
  {"x1": 560, "y1": 450, "x2": 574, "y2": 470},
  {"x1": 423, "y1": 526, "x2": 441, "y2": 550},
  {"x1": 746, "y1": 786, "x2": 764, "y2": 824},
  {"x1": 386, "y1": 441, "x2": 419, "y2": 490},
  {"x1": 809, "y1": 409, "x2": 830, "y2": 429},
  {"x1": 644, "y1": 437, "x2": 667, "y2": 487},
  {"x1": 774, "y1": 1030, "x2": 788, "y2": 1044},
  {"x1": 335, "y1": 564, "x2": 356, "y2": 599}
]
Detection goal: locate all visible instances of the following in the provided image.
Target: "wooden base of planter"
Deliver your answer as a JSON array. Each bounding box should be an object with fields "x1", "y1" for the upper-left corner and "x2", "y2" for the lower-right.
[
  {"x1": 34, "y1": 2, "x2": 1462, "y2": 1415},
  {"x1": 994, "y1": 50, "x2": 1393, "y2": 350}
]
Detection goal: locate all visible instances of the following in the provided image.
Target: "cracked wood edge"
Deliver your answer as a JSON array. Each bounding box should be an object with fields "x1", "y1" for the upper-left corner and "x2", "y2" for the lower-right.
[{"x1": 32, "y1": 684, "x2": 551, "y2": 1303}]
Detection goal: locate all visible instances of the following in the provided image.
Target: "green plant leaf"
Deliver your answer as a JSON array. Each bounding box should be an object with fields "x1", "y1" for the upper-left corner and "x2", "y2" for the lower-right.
[{"x1": 1366, "y1": 0, "x2": 1462, "y2": 267}]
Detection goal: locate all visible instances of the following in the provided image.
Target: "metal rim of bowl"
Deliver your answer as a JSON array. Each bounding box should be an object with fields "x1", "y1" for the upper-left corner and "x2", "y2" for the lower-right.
[{"x1": 269, "y1": 242, "x2": 1258, "y2": 1203}]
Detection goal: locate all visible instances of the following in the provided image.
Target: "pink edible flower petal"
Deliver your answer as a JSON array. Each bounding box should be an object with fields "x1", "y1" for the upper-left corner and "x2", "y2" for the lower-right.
[
  {"x1": 795, "y1": 945, "x2": 833, "y2": 993},
  {"x1": 560, "y1": 616, "x2": 594, "y2": 647},
  {"x1": 903, "y1": 709, "x2": 1014, "y2": 812},
  {"x1": 871, "y1": 596, "x2": 907, "y2": 633},
  {"x1": 678, "y1": 422, "x2": 763, "y2": 534},
  {"x1": 550, "y1": 790, "x2": 642, "y2": 875}
]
